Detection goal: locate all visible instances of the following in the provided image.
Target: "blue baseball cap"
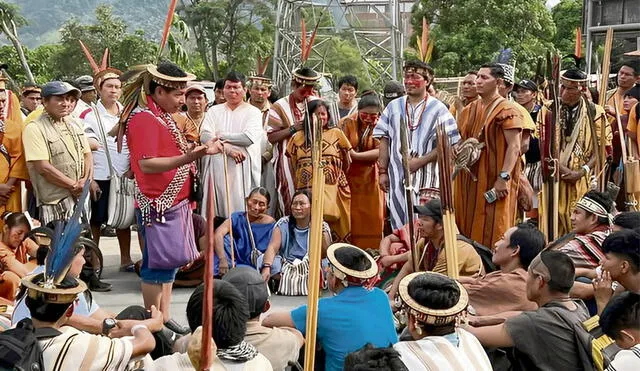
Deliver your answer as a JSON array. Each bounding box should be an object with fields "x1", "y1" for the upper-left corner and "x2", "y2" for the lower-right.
[{"x1": 41, "y1": 81, "x2": 81, "y2": 99}]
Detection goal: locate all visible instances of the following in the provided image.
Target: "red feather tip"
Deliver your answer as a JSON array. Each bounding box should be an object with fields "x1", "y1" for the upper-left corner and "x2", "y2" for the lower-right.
[
  {"x1": 159, "y1": 0, "x2": 178, "y2": 52},
  {"x1": 78, "y1": 40, "x2": 100, "y2": 74},
  {"x1": 100, "y1": 49, "x2": 109, "y2": 71},
  {"x1": 574, "y1": 27, "x2": 582, "y2": 59}
]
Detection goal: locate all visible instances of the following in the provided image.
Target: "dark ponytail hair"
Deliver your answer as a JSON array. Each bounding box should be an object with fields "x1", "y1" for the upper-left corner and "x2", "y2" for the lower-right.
[
  {"x1": 288, "y1": 190, "x2": 312, "y2": 237},
  {"x1": 302, "y1": 99, "x2": 332, "y2": 148},
  {"x1": 247, "y1": 187, "x2": 271, "y2": 205},
  {"x1": 2, "y1": 212, "x2": 31, "y2": 231}
]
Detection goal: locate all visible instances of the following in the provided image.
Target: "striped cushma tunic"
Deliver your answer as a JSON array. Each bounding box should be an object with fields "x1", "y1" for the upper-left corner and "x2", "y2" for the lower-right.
[
  {"x1": 38, "y1": 326, "x2": 136, "y2": 371},
  {"x1": 373, "y1": 96, "x2": 460, "y2": 230},
  {"x1": 393, "y1": 328, "x2": 492, "y2": 371}
]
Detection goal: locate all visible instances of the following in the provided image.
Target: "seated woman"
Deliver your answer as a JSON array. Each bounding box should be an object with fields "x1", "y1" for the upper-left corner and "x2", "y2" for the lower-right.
[
  {"x1": 258, "y1": 190, "x2": 332, "y2": 294},
  {"x1": 0, "y1": 212, "x2": 37, "y2": 301},
  {"x1": 214, "y1": 187, "x2": 275, "y2": 276},
  {"x1": 393, "y1": 272, "x2": 492, "y2": 370}
]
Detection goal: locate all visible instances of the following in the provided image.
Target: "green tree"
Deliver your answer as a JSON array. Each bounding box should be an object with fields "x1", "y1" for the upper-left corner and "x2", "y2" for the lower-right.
[
  {"x1": 551, "y1": 0, "x2": 582, "y2": 57},
  {"x1": 412, "y1": 0, "x2": 556, "y2": 79},
  {"x1": 0, "y1": 1, "x2": 35, "y2": 84},
  {"x1": 179, "y1": 0, "x2": 276, "y2": 80},
  {"x1": 50, "y1": 5, "x2": 157, "y2": 78}
]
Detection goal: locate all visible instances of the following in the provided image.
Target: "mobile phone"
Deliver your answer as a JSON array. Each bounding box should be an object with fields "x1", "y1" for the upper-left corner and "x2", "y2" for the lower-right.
[{"x1": 484, "y1": 188, "x2": 497, "y2": 204}]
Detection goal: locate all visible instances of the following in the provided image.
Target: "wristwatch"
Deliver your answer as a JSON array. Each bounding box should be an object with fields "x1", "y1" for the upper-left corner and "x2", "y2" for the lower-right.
[
  {"x1": 102, "y1": 318, "x2": 117, "y2": 336},
  {"x1": 498, "y1": 171, "x2": 511, "y2": 181}
]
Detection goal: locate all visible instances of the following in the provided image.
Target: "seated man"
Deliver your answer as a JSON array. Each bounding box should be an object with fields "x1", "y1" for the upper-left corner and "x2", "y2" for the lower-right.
[
  {"x1": 553, "y1": 190, "x2": 613, "y2": 269},
  {"x1": 599, "y1": 292, "x2": 640, "y2": 370},
  {"x1": 388, "y1": 199, "x2": 483, "y2": 300},
  {"x1": 183, "y1": 280, "x2": 273, "y2": 370},
  {"x1": 222, "y1": 267, "x2": 304, "y2": 370},
  {"x1": 461, "y1": 222, "x2": 544, "y2": 316},
  {"x1": 263, "y1": 243, "x2": 398, "y2": 371},
  {"x1": 378, "y1": 191, "x2": 436, "y2": 272},
  {"x1": 13, "y1": 231, "x2": 176, "y2": 359},
  {"x1": 19, "y1": 240, "x2": 157, "y2": 370},
  {"x1": 467, "y1": 250, "x2": 590, "y2": 371},
  {"x1": 394, "y1": 272, "x2": 492, "y2": 370},
  {"x1": 593, "y1": 229, "x2": 640, "y2": 314}
]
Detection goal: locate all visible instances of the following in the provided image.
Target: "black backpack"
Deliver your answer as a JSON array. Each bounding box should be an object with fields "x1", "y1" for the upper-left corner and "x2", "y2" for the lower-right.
[
  {"x1": 0, "y1": 318, "x2": 61, "y2": 371},
  {"x1": 456, "y1": 234, "x2": 498, "y2": 273}
]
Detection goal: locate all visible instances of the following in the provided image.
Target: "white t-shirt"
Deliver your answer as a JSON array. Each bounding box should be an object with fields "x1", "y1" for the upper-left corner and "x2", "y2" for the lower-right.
[
  {"x1": 606, "y1": 344, "x2": 640, "y2": 371},
  {"x1": 82, "y1": 100, "x2": 130, "y2": 180},
  {"x1": 11, "y1": 265, "x2": 99, "y2": 325}
]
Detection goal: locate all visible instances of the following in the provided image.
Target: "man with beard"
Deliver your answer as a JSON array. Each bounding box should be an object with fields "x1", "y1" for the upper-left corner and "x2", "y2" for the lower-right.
[
  {"x1": 454, "y1": 64, "x2": 523, "y2": 248},
  {"x1": 267, "y1": 67, "x2": 319, "y2": 216},
  {"x1": 374, "y1": 60, "x2": 460, "y2": 230},
  {"x1": 120, "y1": 61, "x2": 223, "y2": 334},
  {"x1": 200, "y1": 71, "x2": 263, "y2": 217},
  {"x1": 450, "y1": 71, "x2": 479, "y2": 123}
]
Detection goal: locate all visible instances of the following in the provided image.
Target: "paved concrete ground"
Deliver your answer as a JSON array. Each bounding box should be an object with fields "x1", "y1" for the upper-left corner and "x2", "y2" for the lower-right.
[{"x1": 93, "y1": 233, "x2": 310, "y2": 325}]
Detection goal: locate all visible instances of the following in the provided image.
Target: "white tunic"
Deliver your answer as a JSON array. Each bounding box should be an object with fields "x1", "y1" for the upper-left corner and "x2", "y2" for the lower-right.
[{"x1": 200, "y1": 102, "x2": 262, "y2": 217}]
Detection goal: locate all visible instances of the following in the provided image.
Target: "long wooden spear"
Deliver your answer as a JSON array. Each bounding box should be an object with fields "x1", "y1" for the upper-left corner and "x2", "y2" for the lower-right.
[
  {"x1": 199, "y1": 176, "x2": 216, "y2": 370},
  {"x1": 399, "y1": 115, "x2": 419, "y2": 272},
  {"x1": 303, "y1": 112, "x2": 325, "y2": 371},
  {"x1": 597, "y1": 28, "x2": 614, "y2": 192},
  {"x1": 436, "y1": 119, "x2": 459, "y2": 279},
  {"x1": 540, "y1": 51, "x2": 561, "y2": 242},
  {"x1": 222, "y1": 150, "x2": 235, "y2": 268}
]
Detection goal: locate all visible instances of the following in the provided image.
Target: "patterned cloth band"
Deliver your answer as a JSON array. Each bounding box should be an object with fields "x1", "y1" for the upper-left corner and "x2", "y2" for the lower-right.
[
  {"x1": 248, "y1": 76, "x2": 273, "y2": 88},
  {"x1": 216, "y1": 341, "x2": 258, "y2": 362},
  {"x1": 576, "y1": 196, "x2": 611, "y2": 223},
  {"x1": 403, "y1": 66, "x2": 432, "y2": 79}
]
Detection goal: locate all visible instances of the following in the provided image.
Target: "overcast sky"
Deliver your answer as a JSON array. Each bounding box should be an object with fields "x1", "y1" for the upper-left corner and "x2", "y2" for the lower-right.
[{"x1": 547, "y1": 0, "x2": 561, "y2": 7}]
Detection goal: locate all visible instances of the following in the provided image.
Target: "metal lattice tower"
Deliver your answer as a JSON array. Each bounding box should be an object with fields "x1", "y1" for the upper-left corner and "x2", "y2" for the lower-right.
[{"x1": 272, "y1": 0, "x2": 411, "y2": 91}]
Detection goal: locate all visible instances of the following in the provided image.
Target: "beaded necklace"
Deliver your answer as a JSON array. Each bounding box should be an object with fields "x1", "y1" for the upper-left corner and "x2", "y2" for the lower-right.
[{"x1": 405, "y1": 95, "x2": 429, "y2": 131}]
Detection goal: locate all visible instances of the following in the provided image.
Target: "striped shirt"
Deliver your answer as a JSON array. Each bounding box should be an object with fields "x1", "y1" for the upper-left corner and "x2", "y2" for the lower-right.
[
  {"x1": 373, "y1": 96, "x2": 460, "y2": 229},
  {"x1": 38, "y1": 326, "x2": 133, "y2": 371},
  {"x1": 559, "y1": 227, "x2": 610, "y2": 269},
  {"x1": 393, "y1": 328, "x2": 492, "y2": 371},
  {"x1": 606, "y1": 344, "x2": 640, "y2": 371}
]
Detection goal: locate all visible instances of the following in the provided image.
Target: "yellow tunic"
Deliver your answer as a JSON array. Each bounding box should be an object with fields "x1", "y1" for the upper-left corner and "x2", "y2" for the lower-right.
[
  {"x1": 538, "y1": 101, "x2": 611, "y2": 236},
  {"x1": 286, "y1": 128, "x2": 352, "y2": 243},
  {"x1": 0, "y1": 92, "x2": 28, "y2": 225}
]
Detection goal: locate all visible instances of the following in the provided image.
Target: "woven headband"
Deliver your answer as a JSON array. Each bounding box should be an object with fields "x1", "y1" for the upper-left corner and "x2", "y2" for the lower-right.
[{"x1": 576, "y1": 197, "x2": 611, "y2": 223}]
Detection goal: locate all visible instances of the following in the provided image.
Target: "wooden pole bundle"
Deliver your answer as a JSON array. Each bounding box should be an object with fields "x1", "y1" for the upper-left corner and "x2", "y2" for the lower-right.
[
  {"x1": 199, "y1": 177, "x2": 216, "y2": 370},
  {"x1": 614, "y1": 103, "x2": 640, "y2": 211},
  {"x1": 303, "y1": 111, "x2": 326, "y2": 371},
  {"x1": 540, "y1": 52, "x2": 561, "y2": 242},
  {"x1": 436, "y1": 120, "x2": 459, "y2": 279},
  {"x1": 398, "y1": 115, "x2": 419, "y2": 272},
  {"x1": 597, "y1": 28, "x2": 614, "y2": 192}
]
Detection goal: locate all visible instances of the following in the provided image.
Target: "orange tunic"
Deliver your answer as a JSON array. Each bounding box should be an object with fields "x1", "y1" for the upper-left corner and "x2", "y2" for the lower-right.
[
  {"x1": 0, "y1": 239, "x2": 36, "y2": 302},
  {"x1": 0, "y1": 92, "x2": 27, "y2": 227},
  {"x1": 342, "y1": 114, "x2": 383, "y2": 249},
  {"x1": 454, "y1": 97, "x2": 523, "y2": 248}
]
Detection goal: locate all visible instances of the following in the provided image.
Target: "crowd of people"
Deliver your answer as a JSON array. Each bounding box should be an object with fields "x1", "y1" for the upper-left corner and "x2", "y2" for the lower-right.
[{"x1": 0, "y1": 46, "x2": 639, "y2": 371}]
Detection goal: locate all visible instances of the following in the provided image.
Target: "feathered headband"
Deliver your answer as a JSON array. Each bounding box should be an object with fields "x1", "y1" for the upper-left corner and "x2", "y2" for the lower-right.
[
  {"x1": 248, "y1": 55, "x2": 273, "y2": 87},
  {"x1": 292, "y1": 19, "x2": 321, "y2": 86},
  {"x1": 111, "y1": 64, "x2": 195, "y2": 151},
  {"x1": 21, "y1": 180, "x2": 92, "y2": 304},
  {"x1": 416, "y1": 18, "x2": 434, "y2": 64},
  {"x1": 78, "y1": 40, "x2": 110, "y2": 75}
]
